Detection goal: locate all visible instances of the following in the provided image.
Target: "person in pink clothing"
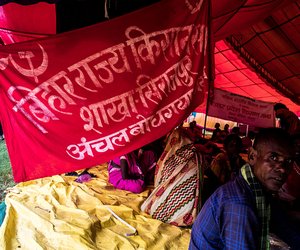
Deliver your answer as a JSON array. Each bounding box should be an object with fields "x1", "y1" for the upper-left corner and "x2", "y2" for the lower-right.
[{"x1": 108, "y1": 150, "x2": 145, "y2": 193}]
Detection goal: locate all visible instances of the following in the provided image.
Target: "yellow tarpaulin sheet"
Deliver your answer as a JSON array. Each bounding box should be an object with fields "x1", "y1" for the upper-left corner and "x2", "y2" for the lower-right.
[{"x1": 0, "y1": 165, "x2": 191, "y2": 249}]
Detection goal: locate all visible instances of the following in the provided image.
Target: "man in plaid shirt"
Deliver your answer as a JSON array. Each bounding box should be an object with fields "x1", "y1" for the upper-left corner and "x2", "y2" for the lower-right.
[{"x1": 189, "y1": 127, "x2": 300, "y2": 249}]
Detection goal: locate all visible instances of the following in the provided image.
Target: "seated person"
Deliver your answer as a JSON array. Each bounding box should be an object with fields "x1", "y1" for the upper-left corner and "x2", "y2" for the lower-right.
[
  {"x1": 108, "y1": 150, "x2": 145, "y2": 193},
  {"x1": 189, "y1": 127, "x2": 300, "y2": 250},
  {"x1": 231, "y1": 126, "x2": 240, "y2": 135},
  {"x1": 274, "y1": 102, "x2": 300, "y2": 135},
  {"x1": 186, "y1": 121, "x2": 203, "y2": 143},
  {"x1": 277, "y1": 160, "x2": 300, "y2": 230},
  {"x1": 218, "y1": 123, "x2": 229, "y2": 143},
  {"x1": 241, "y1": 130, "x2": 256, "y2": 153},
  {"x1": 278, "y1": 162, "x2": 300, "y2": 204},
  {"x1": 141, "y1": 125, "x2": 208, "y2": 226},
  {"x1": 210, "y1": 134, "x2": 245, "y2": 184},
  {"x1": 203, "y1": 134, "x2": 245, "y2": 202},
  {"x1": 278, "y1": 133, "x2": 300, "y2": 228},
  {"x1": 211, "y1": 122, "x2": 221, "y2": 142}
]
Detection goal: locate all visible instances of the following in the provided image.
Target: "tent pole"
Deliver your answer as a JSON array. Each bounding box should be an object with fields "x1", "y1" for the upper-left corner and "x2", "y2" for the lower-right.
[
  {"x1": 203, "y1": 90, "x2": 210, "y2": 139},
  {"x1": 202, "y1": 0, "x2": 214, "y2": 140}
]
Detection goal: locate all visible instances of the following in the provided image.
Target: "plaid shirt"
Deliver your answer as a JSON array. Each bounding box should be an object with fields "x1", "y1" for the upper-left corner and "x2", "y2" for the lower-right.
[{"x1": 189, "y1": 172, "x2": 260, "y2": 250}]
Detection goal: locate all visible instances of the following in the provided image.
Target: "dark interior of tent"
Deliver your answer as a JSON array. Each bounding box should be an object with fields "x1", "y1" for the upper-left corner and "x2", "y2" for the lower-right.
[{"x1": 55, "y1": 0, "x2": 156, "y2": 33}]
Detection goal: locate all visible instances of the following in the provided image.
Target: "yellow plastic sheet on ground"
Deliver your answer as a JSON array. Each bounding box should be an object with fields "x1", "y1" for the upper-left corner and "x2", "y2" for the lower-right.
[{"x1": 0, "y1": 165, "x2": 191, "y2": 249}]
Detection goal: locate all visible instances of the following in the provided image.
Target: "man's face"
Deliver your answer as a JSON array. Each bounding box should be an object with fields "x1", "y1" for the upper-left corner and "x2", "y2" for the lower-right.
[{"x1": 251, "y1": 142, "x2": 294, "y2": 192}]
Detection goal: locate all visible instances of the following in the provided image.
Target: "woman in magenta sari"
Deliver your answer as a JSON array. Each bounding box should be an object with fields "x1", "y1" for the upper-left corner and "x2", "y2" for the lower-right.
[{"x1": 108, "y1": 150, "x2": 145, "y2": 193}]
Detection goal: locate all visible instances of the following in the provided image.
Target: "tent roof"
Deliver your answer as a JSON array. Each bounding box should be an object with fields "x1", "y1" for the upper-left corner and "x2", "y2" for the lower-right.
[
  {"x1": 217, "y1": 0, "x2": 300, "y2": 115},
  {"x1": 214, "y1": 39, "x2": 300, "y2": 115},
  {"x1": 0, "y1": 0, "x2": 299, "y2": 115}
]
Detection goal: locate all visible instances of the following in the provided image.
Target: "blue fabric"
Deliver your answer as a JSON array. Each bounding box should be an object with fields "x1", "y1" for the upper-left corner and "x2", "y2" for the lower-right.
[
  {"x1": 0, "y1": 202, "x2": 6, "y2": 226},
  {"x1": 189, "y1": 173, "x2": 260, "y2": 250}
]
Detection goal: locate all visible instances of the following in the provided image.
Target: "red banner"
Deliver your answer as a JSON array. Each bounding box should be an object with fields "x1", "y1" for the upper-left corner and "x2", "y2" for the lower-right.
[{"x1": 0, "y1": 0, "x2": 212, "y2": 182}]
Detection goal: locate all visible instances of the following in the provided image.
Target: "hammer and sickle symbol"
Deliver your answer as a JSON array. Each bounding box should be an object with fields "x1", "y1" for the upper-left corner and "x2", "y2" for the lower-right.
[{"x1": 9, "y1": 43, "x2": 48, "y2": 83}]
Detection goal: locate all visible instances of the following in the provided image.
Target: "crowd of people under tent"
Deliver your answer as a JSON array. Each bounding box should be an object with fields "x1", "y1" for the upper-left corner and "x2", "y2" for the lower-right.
[
  {"x1": 10, "y1": 102, "x2": 300, "y2": 249},
  {"x1": 65, "y1": 102, "x2": 300, "y2": 249}
]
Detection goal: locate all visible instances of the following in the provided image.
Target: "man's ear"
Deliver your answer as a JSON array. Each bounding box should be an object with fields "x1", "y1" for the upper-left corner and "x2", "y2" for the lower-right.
[{"x1": 248, "y1": 147, "x2": 257, "y2": 165}]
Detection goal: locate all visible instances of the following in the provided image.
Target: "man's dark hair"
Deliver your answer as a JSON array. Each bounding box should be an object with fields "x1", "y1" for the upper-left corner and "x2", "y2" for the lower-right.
[
  {"x1": 253, "y1": 127, "x2": 294, "y2": 155},
  {"x1": 190, "y1": 121, "x2": 197, "y2": 127},
  {"x1": 231, "y1": 126, "x2": 240, "y2": 134},
  {"x1": 215, "y1": 123, "x2": 220, "y2": 128},
  {"x1": 274, "y1": 102, "x2": 288, "y2": 111}
]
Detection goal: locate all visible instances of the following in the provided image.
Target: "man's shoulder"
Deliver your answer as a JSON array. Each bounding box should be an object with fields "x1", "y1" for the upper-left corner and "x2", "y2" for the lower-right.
[{"x1": 211, "y1": 176, "x2": 253, "y2": 205}]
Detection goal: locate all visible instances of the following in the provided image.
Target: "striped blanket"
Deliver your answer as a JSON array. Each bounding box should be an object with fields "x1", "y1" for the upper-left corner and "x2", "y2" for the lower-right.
[{"x1": 141, "y1": 128, "x2": 204, "y2": 226}]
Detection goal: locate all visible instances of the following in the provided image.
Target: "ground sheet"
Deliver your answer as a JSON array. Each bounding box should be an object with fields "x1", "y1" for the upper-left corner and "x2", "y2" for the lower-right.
[{"x1": 0, "y1": 164, "x2": 190, "y2": 250}]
